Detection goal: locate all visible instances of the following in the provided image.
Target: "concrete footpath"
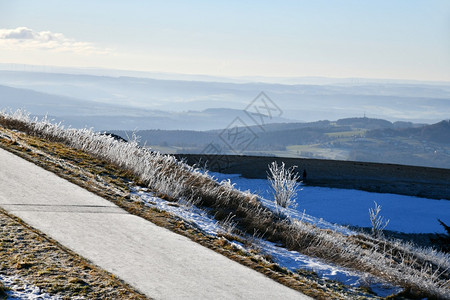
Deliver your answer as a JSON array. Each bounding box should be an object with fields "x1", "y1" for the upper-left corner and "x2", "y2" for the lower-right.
[{"x1": 0, "y1": 148, "x2": 309, "y2": 300}]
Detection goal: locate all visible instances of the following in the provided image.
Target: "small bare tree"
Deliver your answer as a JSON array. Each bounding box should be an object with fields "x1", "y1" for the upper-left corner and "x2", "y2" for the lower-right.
[
  {"x1": 267, "y1": 162, "x2": 300, "y2": 211},
  {"x1": 369, "y1": 201, "x2": 389, "y2": 238}
]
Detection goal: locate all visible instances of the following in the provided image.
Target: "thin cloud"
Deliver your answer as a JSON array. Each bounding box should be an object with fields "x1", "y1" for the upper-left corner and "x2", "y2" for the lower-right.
[{"x1": 0, "y1": 27, "x2": 112, "y2": 55}]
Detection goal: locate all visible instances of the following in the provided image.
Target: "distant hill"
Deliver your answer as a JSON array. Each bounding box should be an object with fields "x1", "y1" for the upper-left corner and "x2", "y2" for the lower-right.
[
  {"x1": 0, "y1": 84, "x2": 290, "y2": 130},
  {"x1": 336, "y1": 117, "x2": 392, "y2": 129},
  {"x1": 118, "y1": 117, "x2": 427, "y2": 148},
  {"x1": 0, "y1": 84, "x2": 115, "y2": 116},
  {"x1": 367, "y1": 120, "x2": 450, "y2": 144}
]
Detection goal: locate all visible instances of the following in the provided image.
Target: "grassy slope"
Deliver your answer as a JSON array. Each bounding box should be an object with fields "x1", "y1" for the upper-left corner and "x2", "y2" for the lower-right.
[{"x1": 0, "y1": 115, "x2": 448, "y2": 299}]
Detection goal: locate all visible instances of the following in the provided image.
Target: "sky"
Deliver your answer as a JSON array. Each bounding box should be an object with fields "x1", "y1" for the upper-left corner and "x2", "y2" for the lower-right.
[{"x1": 1, "y1": 0, "x2": 450, "y2": 81}]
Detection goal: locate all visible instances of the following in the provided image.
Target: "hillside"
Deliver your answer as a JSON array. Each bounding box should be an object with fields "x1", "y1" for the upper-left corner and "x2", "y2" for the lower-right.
[
  {"x1": 1, "y1": 111, "x2": 449, "y2": 299},
  {"x1": 0, "y1": 112, "x2": 390, "y2": 299}
]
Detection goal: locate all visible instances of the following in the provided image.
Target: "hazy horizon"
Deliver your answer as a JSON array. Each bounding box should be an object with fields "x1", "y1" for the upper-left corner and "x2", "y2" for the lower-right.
[{"x1": 2, "y1": 63, "x2": 450, "y2": 86}]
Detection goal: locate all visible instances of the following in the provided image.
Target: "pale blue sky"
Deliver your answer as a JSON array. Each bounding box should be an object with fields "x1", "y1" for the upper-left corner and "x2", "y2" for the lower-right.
[{"x1": 1, "y1": 0, "x2": 449, "y2": 81}]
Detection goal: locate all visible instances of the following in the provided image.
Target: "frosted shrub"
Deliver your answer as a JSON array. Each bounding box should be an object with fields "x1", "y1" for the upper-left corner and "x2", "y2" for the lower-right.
[
  {"x1": 369, "y1": 201, "x2": 390, "y2": 238},
  {"x1": 267, "y1": 161, "x2": 300, "y2": 211}
]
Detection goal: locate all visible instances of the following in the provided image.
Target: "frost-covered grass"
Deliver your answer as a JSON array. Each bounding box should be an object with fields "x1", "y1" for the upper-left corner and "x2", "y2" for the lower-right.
[{"x1": 1, "y1": 109, "x2": 449, "y2": 299}]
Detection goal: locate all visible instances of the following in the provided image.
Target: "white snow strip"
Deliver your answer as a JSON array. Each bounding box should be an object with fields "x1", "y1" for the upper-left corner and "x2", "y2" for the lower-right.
[
  {"x1": 259, "y1": 240, "x2": 401, "y2": 297},
  {"x1": 132, "y1": 187, "x2": 222, "y2": 235}
]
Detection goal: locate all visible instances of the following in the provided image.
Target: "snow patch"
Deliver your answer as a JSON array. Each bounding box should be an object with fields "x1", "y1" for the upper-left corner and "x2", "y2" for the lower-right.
[{"x1": 0, "y1": 274, "x2": 61, "y2": 300}]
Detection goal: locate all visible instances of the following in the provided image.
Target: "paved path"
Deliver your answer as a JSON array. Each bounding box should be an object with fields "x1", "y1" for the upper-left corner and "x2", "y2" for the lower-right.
[{"x1": 0, "y1": 148, "x2": 309, "y2": 300}]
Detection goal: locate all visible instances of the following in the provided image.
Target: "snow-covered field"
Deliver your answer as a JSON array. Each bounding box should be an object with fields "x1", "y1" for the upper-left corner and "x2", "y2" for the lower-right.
[{"x1": 210, "y1": 173, "x2": 449, "y2": 234}]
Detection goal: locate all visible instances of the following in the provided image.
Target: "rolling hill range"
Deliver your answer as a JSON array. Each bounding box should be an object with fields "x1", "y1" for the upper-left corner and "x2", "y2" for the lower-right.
[
  {"x1": 0, "y1": 84, "x2": 290, "y2": 130},
  {"x1": 112, "y1": 117, "x2": 450, "y2": 169},
  {"x1": 1, "y1": 70, "x2": 450, "y2": 125},
  {"x1": 1, "y1": 69, "x2": 449, "y2": 168}
]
